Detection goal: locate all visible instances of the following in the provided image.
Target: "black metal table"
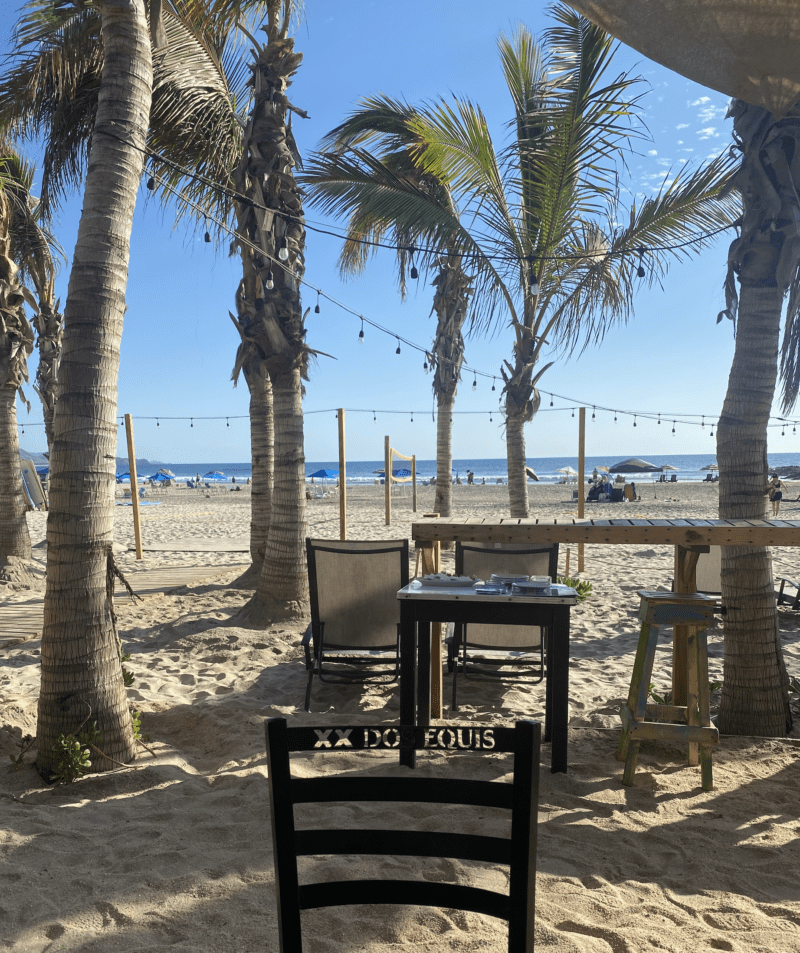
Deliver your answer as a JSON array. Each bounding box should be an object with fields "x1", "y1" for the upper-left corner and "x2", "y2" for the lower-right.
[{"x1": 398, "y1": 582, "x2": 578, "y2": 771}]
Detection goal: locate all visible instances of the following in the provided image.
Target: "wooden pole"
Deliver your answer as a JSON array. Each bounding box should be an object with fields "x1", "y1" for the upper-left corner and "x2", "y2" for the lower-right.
[
  {"x1": 124, "y1": 413, "x2": 143, "y2": 560},
  {"x1": 384, "y1": 435, "x2": 391, "y2": 526},
  {"x1": 412, "y1": 455, "x2": 417, "y2": 512},
  {"x1": 338, "y1": 408, "x2": 347, "y2": 540},
  {"x1": 578, "y1": 407, "x2": 585, "y2": 573},
  {"x1": 421, "y1": 512, "x2": 443, "y2": 719}
]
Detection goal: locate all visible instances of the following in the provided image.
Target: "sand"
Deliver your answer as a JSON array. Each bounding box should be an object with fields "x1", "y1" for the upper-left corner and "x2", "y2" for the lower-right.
[{"x1": 2, "y1": 480, "x2": 800, "y2": 952}]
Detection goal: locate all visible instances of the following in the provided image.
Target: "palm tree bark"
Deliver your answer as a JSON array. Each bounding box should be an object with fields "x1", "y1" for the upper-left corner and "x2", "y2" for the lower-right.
[
  {"x1": 717, "y1": 283, "x2": 790, "y2": 735},
  {"x1": 248, "y1": 371, "x2": 273, "y2": 568},
  {"x1": 0, "y1": 389, "x2": 31, "y2": 562},
  {"x1": 36, "y1": 0, "x2": 153, "y2": 775}
]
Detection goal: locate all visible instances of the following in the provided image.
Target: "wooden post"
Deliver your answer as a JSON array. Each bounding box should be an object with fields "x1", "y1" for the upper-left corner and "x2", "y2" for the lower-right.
[
  {"x1": 124, "y1": 413, "x2": 143, "y2": 560},
  {"x1": 412, "y1": 455, "x2": 417, "y2": 512},
  {"x1": 384, "y1": 435, "x2": 391, "y2": 526},
  {"x1": 578, "y1": 407, "x2": 585, "y2": 573},
  {"x1": 419, "y1": 512, "x2": 443, "y2": 719},
  {"x1": 338, "y1": 409, "x2": 347, "y2": 540},
  {"x1": 672, "y1": 544, "x2": 705, "y2": 707}
]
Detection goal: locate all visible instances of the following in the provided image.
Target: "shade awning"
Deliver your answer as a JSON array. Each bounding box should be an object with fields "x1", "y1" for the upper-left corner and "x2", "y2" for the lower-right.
[
  {"x1": 609, "y1": 457, "x2": 662, "y2": 473},
  {"x1": 567, "y1": 0, "x2": 800, "y2": 118},
  {"x1": 309, "y1": 468, "x2": 339, "y2": 479}
]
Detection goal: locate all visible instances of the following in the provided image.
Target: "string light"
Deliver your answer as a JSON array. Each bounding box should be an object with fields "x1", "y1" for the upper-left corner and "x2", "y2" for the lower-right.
[
  {"x1": 278, "y1": 236, "x2": 289, "y2": 261},
  {"x1": 409, "y1": 246, "x2": 418, "y2": 280},
  {"x1": 315, "y1": 291, "x2": 321, "y2": 314},
  {"x1": 146, "y1": 176, "x2": 155, "y2": 190},
  {"x1": 672, "y1": 420, "x2": 676, "y2": 434},
  {"x1": 491, "y1": 378, "x2": 496, "y2": 392},
  {"x1": 473, "y1": 373, "x2": 477, "y2": 390},
  {"x1": 395, "y1": 338, "x2": 401, "y2": 355},
  {"x1": 191, "y1": 418, "x2": 194, "y2": 428},
  {"x1": 156, "y1": 418, "x2": 160, "y2": 427},
  {"x1": 204, "y1": 221, "x2": 211, "y2": 243},
  {"x1": 359, "y1": 320, "x2": 365, "y2": 343},
  {"x1": 423, "y1": 357, "x2": 428, "y2": 371},
  {"x1": 226, "y1": 418, "x2": 230, "y2": 428},
  {"x1": 614, "y1": 411, "x2": 617, "y2": 422},
  {"x1": 550, "y1": 396, "x2": 553, "y2": 407},
  {"x1": 636, "y1": 246, "x2": 646, "y2": 278},
  {"x1": 658, "y1": 414, "x2": 661, "y2": 425},
  {"x1": 592, "y1": 406, "x2": 596, "y2": 421},
  {"x1": 410, "y1": 411, "x2": 414, "y2": 422},
  {"x1": 633, "y1": 415, "x2": 637, "y2": 427},
  {"x1": 265, "y1": 269, "x2": 274, "y2": 290}
]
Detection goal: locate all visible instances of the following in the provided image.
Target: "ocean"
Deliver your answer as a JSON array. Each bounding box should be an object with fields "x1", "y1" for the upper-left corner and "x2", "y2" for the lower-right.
[{"x1": 112, "y1": 453, "x2": 799, "y2": 485}]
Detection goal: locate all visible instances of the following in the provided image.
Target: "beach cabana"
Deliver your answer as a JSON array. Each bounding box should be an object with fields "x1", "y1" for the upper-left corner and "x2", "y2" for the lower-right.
[{"x1": 609, "y1": 457, "x2": 662, "y2": 474}]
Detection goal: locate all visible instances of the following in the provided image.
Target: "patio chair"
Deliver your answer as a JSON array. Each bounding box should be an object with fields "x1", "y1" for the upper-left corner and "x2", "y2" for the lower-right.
[
  {"x1": 303, "y1": 538, "x2": 409, "y2": 711},
  {"x1": 449, "y1": 542, "x2": 559, "y2": 710},
  {"x1": 265, "y1": 716, "x2": 541, "y2": 953}
]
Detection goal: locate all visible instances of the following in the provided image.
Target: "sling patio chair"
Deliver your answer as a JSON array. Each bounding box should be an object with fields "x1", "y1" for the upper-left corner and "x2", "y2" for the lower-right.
[
  {"x1": 302, "y1": 538, "x2": 409, "y2": 711},
  {"x1": 449, "y1": 542, "x2": 559, "y2": 711},
  {"x1": 265, "y1": 716, "x2": 541, "y2": 953}
]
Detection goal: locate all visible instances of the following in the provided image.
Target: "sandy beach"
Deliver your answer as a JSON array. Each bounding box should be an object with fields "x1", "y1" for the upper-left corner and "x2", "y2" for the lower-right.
[{"x1": 2, "y1": 480, "x2": 800, "y2": 952}]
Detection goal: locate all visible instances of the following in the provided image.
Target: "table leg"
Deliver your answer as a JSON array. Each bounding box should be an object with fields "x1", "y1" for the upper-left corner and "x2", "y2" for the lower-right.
[
  {"x1": 399, "y1": 602, "x2": 417, "y2": 768},
  {"x1": 673, "y1": 545, "x2": 703, "y2": 707},
  {"x1": 418, "y1": 619, "x2": 431, "y2": 727},
  {"x1": 549, "y1": 608, "x2": 570, "y2": 773}
]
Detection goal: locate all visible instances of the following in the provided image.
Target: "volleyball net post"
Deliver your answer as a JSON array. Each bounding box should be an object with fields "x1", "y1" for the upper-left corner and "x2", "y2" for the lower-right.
[{"x1": 383, "y1": 437, "x2": 417, "y2": 526}]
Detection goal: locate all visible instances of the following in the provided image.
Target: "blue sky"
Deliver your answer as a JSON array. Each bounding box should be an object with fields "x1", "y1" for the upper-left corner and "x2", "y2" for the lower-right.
[{"x1": 6, "y1": 0, "x2": 772, "y2": 464}]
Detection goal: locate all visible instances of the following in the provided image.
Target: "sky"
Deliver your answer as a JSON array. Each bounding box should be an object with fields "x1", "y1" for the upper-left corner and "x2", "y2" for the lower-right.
[{"x1": 4, "y1": 0, "x2": 780, "y2": 465}]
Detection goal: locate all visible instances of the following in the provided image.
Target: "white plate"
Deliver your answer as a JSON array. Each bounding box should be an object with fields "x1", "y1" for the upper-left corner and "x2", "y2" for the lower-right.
[
  {"x1": 421, "y1": 575, "x2": 476, "y2": 587},
  {"x1": 513, "y1": 578, "x2": 551, "y2": 591}
]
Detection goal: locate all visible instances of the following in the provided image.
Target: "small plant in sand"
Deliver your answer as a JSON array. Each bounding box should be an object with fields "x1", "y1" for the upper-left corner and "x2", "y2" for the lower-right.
[
  {"x1": 648, "y1": 680, "x2": 723, "y2": 707},
  {"x1": 51, "y1": 723, "x2": 102, "y2": 784},
  {"x1": 9, "y1": 734, "x2": 35, "y2": 770},
  {"x1": 131, "y1": 710, "x2": 151, "y2": 744},
  {"x1": 121, "y1": 651, "x2": 135, "y2": 688},
  {"x1": 557, "y1": 576, "x2": 592, "y2": 602}
]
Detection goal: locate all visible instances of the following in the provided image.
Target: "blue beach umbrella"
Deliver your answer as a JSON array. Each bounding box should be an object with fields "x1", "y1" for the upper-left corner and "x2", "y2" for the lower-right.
[
  {"x1": 309, "y1": 468, "x2": 339, "y2": 480},
  {"x1": 204, "y1": 471, "x2": 226, "y2": 480}
]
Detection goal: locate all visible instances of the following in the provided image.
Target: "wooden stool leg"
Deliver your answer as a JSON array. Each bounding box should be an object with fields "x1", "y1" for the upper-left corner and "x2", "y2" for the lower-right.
[
  {"x1": 618, "y1": 622, "x2": 659, "y2": 778},
  {"x1": 686, "y1": 627, "x2": 700, "y2": 766}
]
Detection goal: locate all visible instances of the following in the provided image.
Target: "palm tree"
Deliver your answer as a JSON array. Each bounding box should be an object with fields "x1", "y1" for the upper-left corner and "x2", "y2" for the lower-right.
[
  {"x1": 302, "y1": 95, "x2": 473, "y2": 519},
  {"x1": 0, "y1": 184, "x2": 35, "y2": 569},
  {"x1": 711, "y1": 97, "x2": 800, "y2": 736},
  {"x1": 230, "y1": 0, "x2": 312, "y2": 622},
  {"x1": 1, "y1": 0, "x2": 266, "y2": 776},
  {"x1": 350, "y1": 6, "x2": 738, "y2": 517},
  {"x1": 0, "y1": 140, "x2": 64, "y2": 456}
]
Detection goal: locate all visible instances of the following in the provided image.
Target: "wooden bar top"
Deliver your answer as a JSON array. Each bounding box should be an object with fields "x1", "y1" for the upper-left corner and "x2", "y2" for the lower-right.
[{"x1": 411, "y1": 517, "x2": 800, "y2": 547}]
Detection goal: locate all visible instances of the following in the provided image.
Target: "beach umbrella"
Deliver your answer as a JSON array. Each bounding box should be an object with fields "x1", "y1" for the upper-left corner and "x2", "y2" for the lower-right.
[
  {"x1": 595, "y1": 465, "x2": 609, "y2": 473},
  {"x1": 526, "y1": 466, "x2": 539, "y2": 482},
  {"x1": 702, "y1": 464, "x2": 719, "y2": 471},
  {"x1": 392, "y1": 468, "x2": 412, "y2": 478},
  {"x1": 661, "y1": 464, "x2": 680, "y2": 471},
  {"x1": 557, "y1": 466, "x2": 578, "y2": 475},
  {"x1": 309, "y1": 468, "x2": 339, "y2": 479},
  {"x1": 609, "y1": 457, "x2": 662, "y2": 473},
  {"x1": 204, "y1": 470, "x2": 226, "y2": 479},
  {"x1": 157, "y1": 468, "x2": 175, "y2": 477}
]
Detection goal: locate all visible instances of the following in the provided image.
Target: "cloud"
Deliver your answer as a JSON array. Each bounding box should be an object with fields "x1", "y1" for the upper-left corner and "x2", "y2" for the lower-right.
[
  {"x1": 698, "y1": 126, "x2": 720, "y2": 139},
  {"x1": 676, "y1": 123, "x2": 689, "y2": 130},
  {"x1": 647, "y1": 149, "x2": 658, "y2": 156},
  {"x1": 690, "y1": 96, "x2": 711, "y2": 106}
]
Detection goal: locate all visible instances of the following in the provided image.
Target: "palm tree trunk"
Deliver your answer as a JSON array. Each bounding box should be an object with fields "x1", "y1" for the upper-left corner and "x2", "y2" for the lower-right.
[
  {"x1": 434, "y1": 391, "x2": 454, "y2": 516},
  {"x1": 717, "y1": 283, "x2": 790, "y2": 735},
  {"x1": 249, "y1": 373, "x2": 273, "y2": 567},
  {"x1": 249, "y1": 365, "x2": 308, "y2": 617},
  {"x1": 0, "y1": 389, "x2": 31, "y2": 562},
  {"x1": 36, "y1": 0, "x2": 152, "y2": 775},
  {"x1": 505, "y1": 405, "x2": 529, "y2": 517}
]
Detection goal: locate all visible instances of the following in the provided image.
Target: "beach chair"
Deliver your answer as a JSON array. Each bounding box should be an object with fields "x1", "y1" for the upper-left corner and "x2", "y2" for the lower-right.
[
  {"x1": 669, "y1": 474, "x2": 678, "y2": 483},
  {"x1": 302, "y1": 538, "x2": 409, "y2": 711},
  {"x1": 265, "y1": 716, "x2": 541, "y2": 953},
  {"x1": 449, "y1": 542, "x2": 559, "y2": 710}
]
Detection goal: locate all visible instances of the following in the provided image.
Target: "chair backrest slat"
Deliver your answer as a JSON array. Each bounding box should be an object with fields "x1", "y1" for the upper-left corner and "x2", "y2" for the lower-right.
[
  {"x1": 295, "y1": 829, "x2": 512, "y2": 865},
  {"x1": 266, "y1": 718, "x2": 541, "y2": 953},
  {"x1": 298, "y1": 879, "x2": 511, "y2": 921},
  {"x1": 292, "y1": 775, "x2": 514, "y2": 808}
]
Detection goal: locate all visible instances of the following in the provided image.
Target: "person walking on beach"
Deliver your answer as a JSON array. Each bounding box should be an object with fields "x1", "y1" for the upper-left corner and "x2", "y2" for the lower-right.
[{"x1": 767, "y1": 474, "x2": 785, "y2": 516}]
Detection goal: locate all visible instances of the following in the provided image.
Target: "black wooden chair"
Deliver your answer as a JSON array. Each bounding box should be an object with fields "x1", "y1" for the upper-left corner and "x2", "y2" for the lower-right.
[
  {"x1": 265, "y1": 717, "x2": 541, "y2": 953},
  {"x1": 303, "y1": 538, "x2": 409, "y2": 711},
  {"x1": 449, "y1": 542, "x2": 559, "y2": 710}
]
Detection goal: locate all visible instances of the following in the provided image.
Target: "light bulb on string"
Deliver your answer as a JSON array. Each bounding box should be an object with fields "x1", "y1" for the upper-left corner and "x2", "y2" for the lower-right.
[
  {"x1": 314, "y1": 291, "x2": 321, "y2": 314},
  {"x1": 550, "y1": 396, "x2": 553, "y2": 407},
  {"x1": 489, "y1": 412, "x2": 493, "y2": 422},
  {"x1": 411, "y1": 411, "x2": 414, "y2": 422},
  {"x1": 359, "y1": 321, "x2": 365, "y2": 344},
  {"x1": 409, "y1": 246, "x2": 418, "y2": 280},
  {"x1": 636, "y1": 246, "x2": 646, "y2": 278},
  {"x1": 491, "y1": 378, "x2": 496, "y2": 392},
  {"x1": 614, "y1": 412, "x2": 617, "y2": 423},
  {"x1": 395, "y1": 338, "x2": 401, "y2": 355},
  {"x1": 672, "y1": 420, "x2": 676, "y2": 434},
  {"x1": 710, "y1": 426, "x2": 714, "y2": 437},
  {"x1": 204, "y1": 219, "x2": 211, "y2": 243},
  {"x1": 265, "y1": 270, "x2": 274, "y2": 290},
  {"x1": 423, "y1": 358, "x2": 428, "y2": 372},
  {"x1": 592, "y1": 406, "x2": 596, "y2": 421},
  {"x1": 782, "y1": 423, "x2": 786, "y2": 436},
  {"x1": 530, "y1": 270, "x2": 540, "y2": 296},
  {"x1": 472, "y1": 373, "x2": 477, "y2": 390},
  {"x1": 373, "y1": 411, "x2": 377, "y2": 422},
  {"x1": 633, "y1": 415, "x2": 637, "y2": 427},
  {"x1": 226, "y1": 418, "x2": 230, "y2": 428},
  {"x1": 157, "y1": 418, "x2": 160, "y2": 428},
  {"x1": 146, "y1": 176, "x2": 155, "y2": 191},
  {"x1": 571, "y1": 408, "x2": 575, "y2": 418},
  {"x1": 657, "y1": 414, "x2": 661, "y2": 425},
  {"x1": 701, "y1": 415, "x2": 705, "y2": 429},
  {"x1": 278, "y1": 236, "x2": 289, "y2": 261}
]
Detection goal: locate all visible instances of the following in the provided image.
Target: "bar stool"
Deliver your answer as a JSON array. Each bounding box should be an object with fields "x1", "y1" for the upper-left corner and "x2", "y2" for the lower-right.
[{"x1": 617, "y1": 591, "x2": 719, "y2": 790}]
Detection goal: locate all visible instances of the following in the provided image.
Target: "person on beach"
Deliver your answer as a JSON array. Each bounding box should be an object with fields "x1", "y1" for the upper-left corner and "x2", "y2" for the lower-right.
[{"x1": 767, "y1": 474, "x2": 784, "y2": 516}]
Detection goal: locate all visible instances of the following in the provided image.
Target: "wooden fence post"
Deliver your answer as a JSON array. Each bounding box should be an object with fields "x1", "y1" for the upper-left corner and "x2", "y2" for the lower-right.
[
  {"x1": 124, "y1": 413, "x2": 143, "y2": 560},
  {"x1": 338, "y1": 409, "x2": 347, "y2": 540}
]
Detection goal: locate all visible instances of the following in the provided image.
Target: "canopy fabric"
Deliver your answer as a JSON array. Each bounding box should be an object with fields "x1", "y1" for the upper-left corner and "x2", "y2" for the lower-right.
[
  {"x1": 309, "y1": 468, "x2": 339, "y2": 479},
  {"x1": 609, "y1": 457, "x2": 662, "y2": 473},
  {"x1": 567, "y1": 0, "x2": 800, "y2": 118},
  {"x1": 557, "y1": 466, "x2": 578, "y2": 475},
  {"x1": 157, "y1": 468, "x2": 175, "y2": 476},
  {"x1": 702, "y1": 463, "x2": 720, "y2": 471},
  {"x1": 148, "y1": 472, "x2": 173, "y2": 482},
  {"x1": 204, "y1": 471, "x2": 225, "y2": 478},
  {"x1": 526, "y1": 467, "x2": 539, "y2": 482}
]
